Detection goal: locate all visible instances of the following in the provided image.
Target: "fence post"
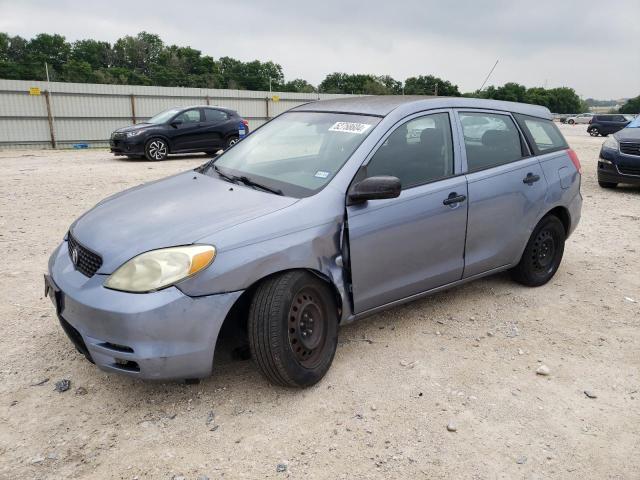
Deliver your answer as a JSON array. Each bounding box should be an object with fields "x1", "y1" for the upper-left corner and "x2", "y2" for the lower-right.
[
  {"x1": 43, "y1": 90, "x2": 56, "y2": 149},
  {"x1": 265, "y1": 97, "x2": 270, "y2": 120},
  {"x1": 205, "y1": 95, "x2": 210, "y2": 105},
  {"x1": 130, "y1": 94, "x2": 137, "y2": 124}
]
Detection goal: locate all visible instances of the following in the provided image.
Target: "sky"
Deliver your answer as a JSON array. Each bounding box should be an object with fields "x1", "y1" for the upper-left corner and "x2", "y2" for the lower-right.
[{"x1": 1, "y1": 0, "x2": 638, "y2": 99}]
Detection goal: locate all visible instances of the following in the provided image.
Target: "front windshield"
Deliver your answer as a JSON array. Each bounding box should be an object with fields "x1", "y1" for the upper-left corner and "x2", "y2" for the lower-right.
[
  {"x1": 626, "y1": 116, "x2": 640, "y2": 128},
  {"x1": 147, "y1": 108, "x2": 182, "y2": 124},
  {"x1": 208, "y1": 111, "x2": 380, "y2": 197}
]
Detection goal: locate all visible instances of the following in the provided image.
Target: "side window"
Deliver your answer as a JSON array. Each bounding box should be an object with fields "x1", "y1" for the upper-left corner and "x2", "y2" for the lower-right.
[
  {"x1": 366, "y1": 112, "x2": 454, "y2": 188},
  {"x1": 518, "y1": 116, "x2": 568, "y2": 153},
  {"x1": 175, "y1": 109, "x2": 201, "y2": 124},
  {"x1": 204, "y1": 109, "x2": 228, "y2": 122},
  {"x1": 459, "y1": 112, "x2": 524, "y2": 171}
]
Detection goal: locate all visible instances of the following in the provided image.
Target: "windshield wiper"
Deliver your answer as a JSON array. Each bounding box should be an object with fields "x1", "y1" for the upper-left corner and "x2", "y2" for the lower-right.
[
  {"x1": 234, "y1": 175, "x2": 283, "y2": 196},
  {"x1": 212, "y1": 164, "x2": 237, "y2": 183}
]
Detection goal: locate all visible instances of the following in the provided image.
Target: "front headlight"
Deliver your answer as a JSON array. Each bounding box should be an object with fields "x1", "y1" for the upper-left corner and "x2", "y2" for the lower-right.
[
  {"x1": 126, "y1": 130, "x2": 144, "y2": 138},
  {"x1": 602, "y1": 136, "x2": 619, "y2": 150},
  {"x1": 104, "y1": 245, "x2": 216, "y2": 293}
]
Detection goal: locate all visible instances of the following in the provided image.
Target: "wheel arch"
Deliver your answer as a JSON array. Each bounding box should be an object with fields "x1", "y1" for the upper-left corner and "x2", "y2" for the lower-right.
[
  {"x1": 545, "y1": 205, "x2": 571, "y2": 234},
  {"x1": 216, "y1": 268, "x2": 344, "y2": 349},
  {"x1": 145, "y1": 134, "x2": 173, "y2": 153}
]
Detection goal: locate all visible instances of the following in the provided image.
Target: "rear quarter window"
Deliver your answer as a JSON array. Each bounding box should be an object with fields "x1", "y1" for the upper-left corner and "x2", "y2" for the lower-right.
[{"x1": 515, "y1": 114, "x2": 568, "y2": 154}]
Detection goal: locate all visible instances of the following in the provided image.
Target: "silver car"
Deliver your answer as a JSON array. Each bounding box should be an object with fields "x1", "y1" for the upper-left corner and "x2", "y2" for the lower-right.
[{"x1": 45, "y1": 96, "x2": 583, "y2": 387}]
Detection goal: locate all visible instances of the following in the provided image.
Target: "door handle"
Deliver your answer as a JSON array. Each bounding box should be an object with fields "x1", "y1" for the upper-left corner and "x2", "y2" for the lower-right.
[
  {"x1": 523, "y1": 172, "x2": 541, "y2": 185},
  {"x1": 443, "y1": 192, "x2": 467, "y2": 206}
]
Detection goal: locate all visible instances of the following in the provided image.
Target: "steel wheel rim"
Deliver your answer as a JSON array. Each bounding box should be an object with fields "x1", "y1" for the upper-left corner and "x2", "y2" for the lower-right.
[
  {"x1": 531, "y1": 229, "x2": 556, "y2": 273},
  {"x1": 148, "y1": 140, "x2": 167, "y2": 160},
  {"x1": 287, "y1": 286, "x2": 327, "y2": 368}
]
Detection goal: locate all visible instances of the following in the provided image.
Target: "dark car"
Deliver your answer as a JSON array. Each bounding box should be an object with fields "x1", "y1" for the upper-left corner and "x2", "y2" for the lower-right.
[
  {"x1": 598, "y1": 116, "x2": 640, "y2": 188},
  {"x1": 110, "y1": 106, "x2": 249, "y2": 161},
  {"x1": 587, "y1": 114, "x2": 630, "y2": 137}
]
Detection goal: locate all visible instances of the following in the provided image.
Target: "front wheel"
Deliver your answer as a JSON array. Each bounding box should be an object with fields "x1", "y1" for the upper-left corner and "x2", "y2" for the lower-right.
[
  {"x1": 145, "y1": 138, "x2": 168, "y2": 161},
  {"x1": 511, "y1": 215, "x2": 566, "y2": 287},
  {"x1": 568, "y1": 119, "x2": 575, "y2": 125},
  {"x1": 589, "y1": 128, "x2": 599, "y2": 136},
  {"x1": 248, "y1": 271, "x2": 338, "y2": 388}
]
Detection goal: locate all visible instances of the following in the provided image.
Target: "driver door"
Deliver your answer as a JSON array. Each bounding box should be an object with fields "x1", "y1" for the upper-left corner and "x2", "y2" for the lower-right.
[
  {"x1": 170, "y1": 108, "x2": 204, "y2": 151},
  {"x1": 346, "y1": 111, "x2": 468, "y2": 313}
]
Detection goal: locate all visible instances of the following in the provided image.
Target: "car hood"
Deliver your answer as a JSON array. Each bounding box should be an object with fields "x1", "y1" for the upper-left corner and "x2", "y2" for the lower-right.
[
  {"x1": 114, "y1": 123, "x2": 155, "y2": 134},
  {"x1": 70, "y1": 171, "x2": 298, "y2": 273},
  {"x1": 615, "y1": 127, "x2": 640, "y2": 142}
]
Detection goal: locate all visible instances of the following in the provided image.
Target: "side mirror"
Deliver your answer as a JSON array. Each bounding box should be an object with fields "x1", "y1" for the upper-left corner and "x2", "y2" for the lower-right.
[
  {"x1": 170, "y1": 119, "x2": 183, "y2": 128},
  {"x1": 348, "y1": 176, "x2": 401, "y2": 204}
]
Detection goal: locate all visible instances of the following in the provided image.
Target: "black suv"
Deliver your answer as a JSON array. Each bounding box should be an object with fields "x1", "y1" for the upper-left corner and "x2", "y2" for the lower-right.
[
  {"x1": 110, "y1": 106, "x2": 249, "y2": 161},
  {"x1": 587, "y1": 114, "x2": 630, "y2": 137}
]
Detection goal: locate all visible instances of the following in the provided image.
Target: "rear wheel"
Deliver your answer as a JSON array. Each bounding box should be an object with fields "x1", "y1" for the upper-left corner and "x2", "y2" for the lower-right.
[
  {"x1": 598, "y1": 181, "x2": 617, "y2": 188},
  {"x1": 568, "y1": 119, "x2": 575, "y2": 125},
  {"x1": 145, "y1": 138, "x2": 168, "y2": 161},
  {"x1": 225, "y1": 136, "x2": 239, "y2": 150},
  {"x1": 511, "y1": 215, "x2": 565, "y2": 287},
  {"x1": 248, "y1": 271, "x2": 338, "y2": 388},
  {"x1": 589, "y1": 128, "x2": 600, "y2": 136}
]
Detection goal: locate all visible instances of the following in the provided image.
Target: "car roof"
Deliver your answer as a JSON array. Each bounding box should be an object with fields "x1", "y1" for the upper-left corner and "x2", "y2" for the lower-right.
[
  {"x1": 291, "y1": 95, "x2": 552, "y2": 119},
  {"x1": 178, "y1": 105, "x2": 237, "y2": 113}
]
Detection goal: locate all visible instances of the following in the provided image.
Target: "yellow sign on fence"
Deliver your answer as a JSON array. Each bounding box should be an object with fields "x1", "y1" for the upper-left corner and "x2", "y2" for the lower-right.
[
  {"x1": 29, "y1": 87, "x2": 41, "y2": 96},
  {"x1": 271, "y1": 95, "x2": 280, "y2": 102}
]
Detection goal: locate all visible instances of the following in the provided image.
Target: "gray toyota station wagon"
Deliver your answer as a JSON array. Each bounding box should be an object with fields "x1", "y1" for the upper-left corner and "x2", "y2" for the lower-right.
[{"x1": 45, "y1": 96, "x2": 582, "y2": 388}]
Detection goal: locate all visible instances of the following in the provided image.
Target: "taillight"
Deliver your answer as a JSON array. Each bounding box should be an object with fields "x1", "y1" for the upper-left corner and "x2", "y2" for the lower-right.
[
  {"x1": 567, "y1": 149, "x2": 582, "y2": 174},
  {"x1": 242, "y1": 119, "x2": 249, "y2": 128},
  {"x1": 588, "y1": 118, "x2": 593, "y2": 124}
]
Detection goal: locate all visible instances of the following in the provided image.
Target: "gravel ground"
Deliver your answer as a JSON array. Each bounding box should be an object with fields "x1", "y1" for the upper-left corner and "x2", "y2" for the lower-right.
[{"x1": 0, "y1": 124, "x2": 639, "y2": 479}]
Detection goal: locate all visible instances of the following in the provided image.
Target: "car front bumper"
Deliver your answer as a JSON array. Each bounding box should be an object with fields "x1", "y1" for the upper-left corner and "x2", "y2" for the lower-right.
[
  {"x1": 47, "y1": 242, "x2": 243, "y2": 380},
  {"x1": 109, "y1": 136, "x2": 146, "y2": 156},
  {"x1": 598, "y1": 148, "x2": 640, "y2": 185}
]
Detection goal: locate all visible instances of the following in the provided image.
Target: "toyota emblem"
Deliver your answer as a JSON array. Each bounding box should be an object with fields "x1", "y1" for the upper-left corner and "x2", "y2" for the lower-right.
[{"x1": 71, "y1": 248, "x2": 79, "y2": 266}]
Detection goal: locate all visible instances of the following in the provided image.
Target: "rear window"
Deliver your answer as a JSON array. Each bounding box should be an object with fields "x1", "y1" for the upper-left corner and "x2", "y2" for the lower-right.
[{"x1": 515, "y1": 115, "x2": 567, "y2": 153}]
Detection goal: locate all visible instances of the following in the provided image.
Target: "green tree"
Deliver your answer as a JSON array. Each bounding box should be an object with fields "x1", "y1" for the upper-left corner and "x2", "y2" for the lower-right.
[
  {"x1": 71, "y1": 39, "x2": 112, "y2": 70},
  {"x1": 282, "y1": 78, "x2": 316, "y2": 93},
  {"x1": 403, "y1": 75, "x2": 460, "y2": 96},
  {"x1": 619, "y1": 95, "x2": 640, "y2": 114},
  {"x1": 319, "y1": 73, "x2": 398, "y2": 94}
]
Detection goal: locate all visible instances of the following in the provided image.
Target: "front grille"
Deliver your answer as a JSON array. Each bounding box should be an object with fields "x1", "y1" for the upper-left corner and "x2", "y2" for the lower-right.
[
  {"x1": 67, "y1": 232, "x2": 103, "y2": 277},
  {"x1": 619, "y1": 165, "x2": 640, "y2": 176},
  {"x1": 620, "y1": 142, "x2": 640, "y2": 157}
]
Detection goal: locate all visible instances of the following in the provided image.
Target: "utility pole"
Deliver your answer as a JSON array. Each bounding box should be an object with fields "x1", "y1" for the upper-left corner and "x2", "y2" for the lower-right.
[
  {"x1": 44, "y1": 62, "x2": 57, "y2": 149},
  {"x1": 434, "y1": 82, "x2": 438, "y2": 96}
]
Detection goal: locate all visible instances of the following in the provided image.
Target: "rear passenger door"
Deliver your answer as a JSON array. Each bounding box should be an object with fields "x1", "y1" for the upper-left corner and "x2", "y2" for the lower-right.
[
  {"x1": 347, "y1": 111, "x2": 468, "y2": 313},
  {"x1": 455, "y1": 110, "x2": 546, "y2": 278}
]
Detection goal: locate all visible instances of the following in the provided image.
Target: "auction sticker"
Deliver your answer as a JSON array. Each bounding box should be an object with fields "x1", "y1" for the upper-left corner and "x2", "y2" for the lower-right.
[
  {"x1": 314, "y1": 170, "x2": 330, "y2": 178},
  {"x1": 328, "y1": 122, "x2": 372, "y2": 134}
]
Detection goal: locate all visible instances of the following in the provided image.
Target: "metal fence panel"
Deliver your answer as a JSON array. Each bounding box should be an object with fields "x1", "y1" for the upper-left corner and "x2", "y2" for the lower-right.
[{"x1": 0, "y1": 79, "x2": 358, "y2": 149}]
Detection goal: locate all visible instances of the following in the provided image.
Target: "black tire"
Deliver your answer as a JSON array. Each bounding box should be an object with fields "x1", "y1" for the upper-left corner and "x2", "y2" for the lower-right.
[
  {"x1": 589, "y1": 128, "x2": 599, "y2": 136},
  {"x1": 598, "y1": 180, "x2": 617, "y2": 188},
  {"x1": 248, "y1": 271, "x2": 338, "y2": 388},
  {"x1": 225, "y1": 136, "x2": 239, "y2": 150},
  {"x1": 511, "y1": 215, "x2": 565, "y2": 287},
  {"x1": 568, "y1": 119, "x2": 575, "y2": 125},
  {"x1": 145, "y1": 138, "x2": 168, "y2": 161}
]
